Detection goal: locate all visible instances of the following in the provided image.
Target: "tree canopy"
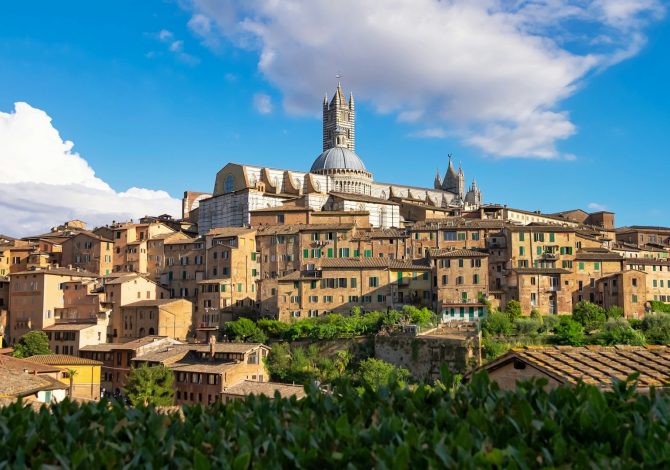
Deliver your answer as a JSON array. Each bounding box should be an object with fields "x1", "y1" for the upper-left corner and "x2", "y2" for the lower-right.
[
  {"x1": 124, "y1": 364, "x2": 175, "y2": 407},
  {"x1": 12, "y1": 331, "x2": 51, "y2": 358}
]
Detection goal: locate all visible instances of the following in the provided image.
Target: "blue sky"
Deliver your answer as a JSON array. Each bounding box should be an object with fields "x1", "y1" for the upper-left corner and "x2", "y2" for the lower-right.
[{"x1": 0, "y1": 1, "x2": 668, "y2": 235}]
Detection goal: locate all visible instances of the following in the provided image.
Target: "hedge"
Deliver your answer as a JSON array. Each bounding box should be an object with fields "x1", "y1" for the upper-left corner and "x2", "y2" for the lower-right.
[{"x1": 1, "y1": 372, "x2": 669, "y2": 468}]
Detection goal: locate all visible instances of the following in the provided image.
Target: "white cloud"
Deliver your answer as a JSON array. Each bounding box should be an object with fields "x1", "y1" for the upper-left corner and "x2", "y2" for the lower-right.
[
  {"x1": 253, "y1": 93, "x2": 273, "y2": 114},
  {"x1": 153, "y1": 29, "x2": 200, "y2": 65},
  {"x1": 409, "y1": 128, "x2": 447, "y2": 139},
  {"x1": 0, "y1": 102, "x2": 181, "y2": 236},
  {"x1": 184, "y1": 0, "x2": 664, "y2": 159},
  {"x1": 587, "y1": 202, "x2": 607, "y2": 211}
]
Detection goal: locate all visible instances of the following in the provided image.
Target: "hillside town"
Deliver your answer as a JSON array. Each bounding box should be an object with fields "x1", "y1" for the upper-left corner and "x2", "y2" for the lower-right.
[{"x1": 1, "y1": 85, "x2": 669, "y2": 405}]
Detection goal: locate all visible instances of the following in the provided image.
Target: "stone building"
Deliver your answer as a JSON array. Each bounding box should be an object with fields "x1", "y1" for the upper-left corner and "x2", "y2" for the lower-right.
[
  {"x1": 274, "y1": 258, "x2": 432, "y2": 321},
  {"x1": 430, "y1": 248, "x2": 489, "y2": 321},
  {"x1": 132, "y1": 339, "x2": 270, "y2": 405},
  {"x1": 8, "y1": 266, "x2": 99, "y2": 342},
  {"x1": 119, "y1": 298, "x2": 193, "y2": 342},
  {"x1": 196, "y1": 84, "x2": 482, "y2": 234},
  {"x1": 61, "y1": 231, "x2": 114, "y2": 276}
]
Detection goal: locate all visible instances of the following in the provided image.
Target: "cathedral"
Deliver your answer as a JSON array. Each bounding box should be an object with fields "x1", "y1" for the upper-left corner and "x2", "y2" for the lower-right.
[{"x1": 196, "y1": 84, "x2": 482, "y2": 234}]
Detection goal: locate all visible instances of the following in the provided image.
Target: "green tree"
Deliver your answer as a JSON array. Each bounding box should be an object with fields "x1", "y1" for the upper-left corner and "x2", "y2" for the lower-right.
[
  {"x1": 553, "y1": 316, "x2": 585, "y2": 345},
  {"x1": 124, "y1": 364, "x2": 175, "y2": 406},
  {"x1": 572, "y1": 301, "x2": 606, "y2": 333},
  {"x1": 481, "y1": 311, "x2": 513, "y2": 337},
  {"x1": 606, "y1": 306, "x2": 625, "y2": 319},
  {"x1": 504, "y1": 300, "x2": 522, "y2": 321},
  {"x1": 595, "y1": 318, "x2": 646, "y2": 346},
  {"x1": 402, "y1": 305, "x2": 433, "y2": 325},
  {"x1": 540, "y1": 315, "x2": 560, "y2": 333},
  {"x1": 357, "y1": 358, "x2": 409, "y2": 391},
  {"x1": 641, "y1": 313, "x2": 670, "y2": 344},
  {"x1": 12, "y1": 331, "x2": 51, "y2": 358},
  {"x1": 225, "y1": 318, "x2": 267, "y2": 343}
]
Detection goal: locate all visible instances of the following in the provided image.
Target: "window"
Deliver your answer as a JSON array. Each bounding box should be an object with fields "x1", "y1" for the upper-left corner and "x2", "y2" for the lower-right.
[
  {"x1": 632, "y1": 294, "x2": 638, "y2": 303},
  {"x1": 324, "y1": 295, "x2": 333, "y2": 303},
  {"x1": 456, "y1": 276, "x2": 464, "y2": 285},
  {"x1": 457, "y1": 232, "x2": 466, "y2": 241},
  {"x1": 441, "y1": 275, "x2": 448, "y2": 285},
  {"x1": 578, "y1": 262, "x2": 585, "y2": 271},
  {"x1": 473, "y1": 274, "x2": 480, "y2": 284},
  {"x1": 369, "y1": 277, "x2": 379, "y2": 287},
  {"x1": 443, "y1": 231, "x2": 457, "y2": 241},
  {"x1": 594, "y1": 262, "x2": 600, "y2": 270},
  {"x1": 362, "y1": 295, "x2": 372, "y2": 303},
  {"x1": 458, "y1": 259, "x2": 464, "y2": 268},
  {"x1": 472, "y1": 232, "x2": 480, "y2": 241},
  {"x1": 377, "y1": 294, "x2": 386, "y2": 302},
  {"x1": 471, "y1": 259, "x2": 482, "y2": 268},
  {"x1": 549, "y1": 233, "x2": 555, "y2": 242},
  {"x1": 348, "y1": 295, "x2": 359, "y2": 302},
  {"x1": 350, "y1": 278, "x2": 357, "y2": 288},
  {"x1": 364, "y1": 250, "x2": 372, "y2": 258},
  {"x1": 632, "y1": 278, "x2": 638, "y2": 287},
  {"x1": 519, "y1": 247, "x2": 525, "y2": 256},
  {"x1": 224, "y1": 174, "x2": 234, "y2": 193},
  {"x1": 519, "y1": 232, "x2": 525, "y2": 241}
]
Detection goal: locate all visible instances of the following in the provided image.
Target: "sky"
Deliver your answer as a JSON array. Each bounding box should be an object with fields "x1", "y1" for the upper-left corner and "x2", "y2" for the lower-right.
[{"x1": 0, "y1": 0, "x2": 668, "y2": 237}]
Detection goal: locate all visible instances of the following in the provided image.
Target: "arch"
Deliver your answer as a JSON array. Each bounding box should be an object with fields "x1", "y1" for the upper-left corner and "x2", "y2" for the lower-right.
[
  {"x1": 148, "y1": 327, "x2": 155, "y2": 335},
  {"x1": 224, "y1": 174, "x2": 235, "y2": 193},
  {"x1": 139, "y1": 327, "x2": 145, "y2": 337}
]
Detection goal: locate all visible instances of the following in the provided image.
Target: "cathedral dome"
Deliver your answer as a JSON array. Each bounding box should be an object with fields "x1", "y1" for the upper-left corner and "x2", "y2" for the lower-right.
[{"x1": 310, "y1": 146, "x2": 367, "y2": 173}]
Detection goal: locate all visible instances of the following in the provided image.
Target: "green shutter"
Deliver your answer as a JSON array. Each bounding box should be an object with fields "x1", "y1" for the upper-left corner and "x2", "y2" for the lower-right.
[
  {"x1": 303, "y1": 249, "x2": 309, "y2": 259},
  {"x1": 549, "y1": 233, "x2": 555, "y2": 242},
  {"x1": 327, "y1": 248, "x2": 333, "y2": 258},
  {"x1": 354, "y1": 250, "x2": 360, "y2": 257}
]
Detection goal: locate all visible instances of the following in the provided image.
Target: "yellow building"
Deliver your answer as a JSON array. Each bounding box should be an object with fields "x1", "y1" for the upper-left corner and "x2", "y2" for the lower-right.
[{"x1": 24, "y1": 354, "x2": 103, "y2": 401}]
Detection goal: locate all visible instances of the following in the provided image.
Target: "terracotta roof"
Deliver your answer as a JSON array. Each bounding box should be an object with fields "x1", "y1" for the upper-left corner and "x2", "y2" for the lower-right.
[
  {"x1": 353, "y1": 228, "x2": 407, "y2": 240},
  {"x1": 512, "y1": 268, "x2": 572, "y2": 275},
  {"x1": 480, "y1": 346, "x2": 670, "y2": 390},
  {"x1": 329, "y1": 192, "x2": 399, "y2": 205},
  {"x1": 0, "y1": 369, "x2": 67, "y2": 398},
  {"x1": 42, "y1": 323, "x2": 98, "y2": 331},
  {"x1": 319, "y1": 258, "x2": 431, "y2": 270},
  {"x1": 205, "y1": 227, "x2": 256, "y2": 237},
  {"x1": 625, "y1": 258, "x2": 670, "y2": 266},
  {"x1": 12, "y1": 267, "x2": 100, "y2": 277},
  {"x1": 133, "y1": 346, "x2": 191, "y2": 365},
  {"x1": 574, "y1": 250, "x2": 623, "y2": 261},
  {"x1": 122, "y1": 299, "x2": 189, "y2": 308},
  {"x1": 504, "y1": 224, "x2": 576, "y2": 233},
  {"x1": 0, "y1": 354, "x2": 62, "y2": 374},
  {"x1": 169, "y1": 362, "x2": 239, "y2": 374},
  {"x1": 80, "y1": 336, "x2": 178, "y2": 352},
  {"x1": 23, "y1": 354, "x2": 102, "y2": 366},
  {"x1": 222, "y1": 380, "x2": 306, "y2": 399},
  {"x1": 429, "y1": 248, "x2": 488, "y2": 258},
  {"x1": 63, "y1": 230, "x2": 113, "y2": 243}
]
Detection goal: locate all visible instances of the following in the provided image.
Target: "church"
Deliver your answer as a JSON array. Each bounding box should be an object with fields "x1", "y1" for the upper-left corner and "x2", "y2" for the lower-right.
[{"x1": 196, "y1": 84, "x2": 482, "y2": 234}]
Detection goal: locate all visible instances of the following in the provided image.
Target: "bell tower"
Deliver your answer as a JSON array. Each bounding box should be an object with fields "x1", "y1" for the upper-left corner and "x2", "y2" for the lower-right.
[{"x1": 323, "y1": 82, "x2": 355, "y2": 151}]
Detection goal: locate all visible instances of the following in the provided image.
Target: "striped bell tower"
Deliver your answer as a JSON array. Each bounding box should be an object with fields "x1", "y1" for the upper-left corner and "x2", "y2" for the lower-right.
[{"x1": 322, "y1": 82, "x2": 355, "y2": 151}]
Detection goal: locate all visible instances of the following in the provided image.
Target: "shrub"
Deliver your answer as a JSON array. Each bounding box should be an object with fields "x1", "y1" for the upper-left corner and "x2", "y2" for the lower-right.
[
  {"x1": 11, "y1": 331, "x2": 51, "y2": 358},
  {"x1": 641, "y1": 313, "x2": 670, "y2": 345},
  {"x1": 402, "y1": 305, "x2": 434, "y2": 325},
  {"x1": 0, "y1": 373, "x2": 668, "y2": 467},
  {"x1": 225, "y1": 318, "x2": 267, "y2": 343},
  {"x1": 606, "y1": 306, "x2": 625, "y2": 319},
  {"x1": 529, "y1": 309, "x2": 542, "y2": 321},
  {"x1": 650, "y1": 301, "x2": 670, "y2": 314},
  {"x1": 482, "y1": 337, "x2": 510, "y2": 361},
  {"x1": 540, "y1": 315, "x2": 560, "y2": 333},
  {"x1": 595, "y1": 318, "x2": 646, "y2": 346},
  {"x1": 554, "y1": 317, "x2": 585, "y2": 345},
  {"x1": 514, "y1": 318, "x2": 542, "y2": 337},
  {"x1": 357, "y1": 358, "x2": 409, "y2": 391},
  {"x1": 481, "y1": 311, "x2": 513, "y2": 337},
  {"x1": 504, "y1": 300, "x2": 522, "y2": 321},
  {"x1": 257, "y1": 319, "x2": 291, "y2": 338},
  {"x1": 572, "y1": 301, "x2": 606, "y2": 333}
]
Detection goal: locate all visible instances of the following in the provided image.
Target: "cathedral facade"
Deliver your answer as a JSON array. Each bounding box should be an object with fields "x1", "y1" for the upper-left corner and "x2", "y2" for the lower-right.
[{"x1": 197, "y1": 84, "x2": 482, "y2": 234}]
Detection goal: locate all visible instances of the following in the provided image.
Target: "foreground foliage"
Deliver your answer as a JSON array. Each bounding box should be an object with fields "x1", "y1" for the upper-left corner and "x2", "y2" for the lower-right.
[{"x1": 1, "y1": 373, "x2": 669, "y2": 468}]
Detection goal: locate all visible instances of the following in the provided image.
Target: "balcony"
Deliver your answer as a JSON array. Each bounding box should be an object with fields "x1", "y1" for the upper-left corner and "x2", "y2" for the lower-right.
[{"x1": 543, "y1": 252, "x2": 558, "y2": 261}]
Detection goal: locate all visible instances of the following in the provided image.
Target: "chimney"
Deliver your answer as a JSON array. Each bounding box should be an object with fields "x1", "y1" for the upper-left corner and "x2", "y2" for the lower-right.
[
  {"x1": 209, "y1": 334, "x2": 216, "y2": 359},
  {"x1": 67, "y1": 264, "x2": 72, "y2": 270}
]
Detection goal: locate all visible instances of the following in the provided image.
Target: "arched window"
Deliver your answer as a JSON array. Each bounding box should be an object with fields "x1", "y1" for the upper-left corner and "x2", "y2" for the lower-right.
[
  {"x1": 224, "y1": 175, "x2": 234, "y2": 193},
  {"x1": 148, "y1": 327, "x2": 155, "y2": 335}
]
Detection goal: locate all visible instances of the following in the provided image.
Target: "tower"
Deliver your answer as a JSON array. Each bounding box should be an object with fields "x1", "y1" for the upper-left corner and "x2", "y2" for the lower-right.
[
  {"x1": 458, "y1": 162, "x2": 465, "y2": 200},
  {"x1": 323, "y1": 83, "x2": 355, "y2": 151}
]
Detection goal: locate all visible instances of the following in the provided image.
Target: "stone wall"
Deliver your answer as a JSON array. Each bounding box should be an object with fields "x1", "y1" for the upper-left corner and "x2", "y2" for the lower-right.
[{"x1": 374, "y1": 327, "x2": 481, "y2": 381}]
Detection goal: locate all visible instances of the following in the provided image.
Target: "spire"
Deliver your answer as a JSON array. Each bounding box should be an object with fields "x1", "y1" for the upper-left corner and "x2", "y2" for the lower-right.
[
  {"x1": 458, "y1": 161, "x2": 463, "y2": 175},
  {"x1": 349, "y1": 92, "x2": 354, "y2": 109},
  {"x1": 434, "y1": 168, "x2": 442, "y2": 190}
]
